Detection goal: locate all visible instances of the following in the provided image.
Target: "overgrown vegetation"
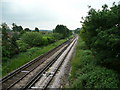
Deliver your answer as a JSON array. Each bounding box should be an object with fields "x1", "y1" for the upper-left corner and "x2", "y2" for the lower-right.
[
  {"x1": 21, "y1": 32, "x2": 43, "y2": 47},
  {"x1": 80, "y1": 3, "x2": 120, "y2": 72},
  {"x1": 2, "y1": 23, "x2": 71, "y2": 62},
  {"x1": 69, "y1": 3, "x2": 120, "y2": 88},
  {"x1": 69, "y1": 37, "x2": 119, "y2": 88},
  {"x1": 2, "y1": 23, "x2": 72, "y2": 76},
  {"x1": 2, "y1": 38, "x2": 67, "y2": 76}
]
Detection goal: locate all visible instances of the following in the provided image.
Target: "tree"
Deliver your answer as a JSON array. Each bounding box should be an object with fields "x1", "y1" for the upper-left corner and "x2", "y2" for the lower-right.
[
  {"x1": 1, "y1": 23, "x2": 10, "y2": 44},
  {"x1": 2, "y1": 23, "x2": 19, "y2": 59},
  {"x1": 12, "y1": 23, "x2": 23, "y2": 32},
  {"x1": 18, "y1": 26, "x2": 23, "y2": 31},
  {"x1": 80, "y1": 3, "x2": 120, "y2": 71},
  {"x1": 24, "y1": 28, "x2": 31, "y2": 32},
  {"x1": 1, "y1": 23, "x2": 10, "y2": 31},
  {"x1": 74, "y1": 28, "x2": 81, "y2": 34},
  {"x1": 35, "y1": 27, "x2": 39, "y2": 32},
  {"x1": 54, "y1": 25, "x2": 70, "y2": 38}
]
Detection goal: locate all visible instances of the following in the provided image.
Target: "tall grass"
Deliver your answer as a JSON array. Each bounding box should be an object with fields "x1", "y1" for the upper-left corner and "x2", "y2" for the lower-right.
[{"x1": 2, "y1": 39, "x2": 67, "y2": 77}]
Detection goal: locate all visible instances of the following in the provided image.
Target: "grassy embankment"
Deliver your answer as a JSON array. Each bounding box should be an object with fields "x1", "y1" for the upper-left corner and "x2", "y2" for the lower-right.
[
  {"x1": 68, "y1": 36, "x2": 120, "y2": 88},
  {"x1": 2, "y1": 39, "x2": 67, "y2": 77}
]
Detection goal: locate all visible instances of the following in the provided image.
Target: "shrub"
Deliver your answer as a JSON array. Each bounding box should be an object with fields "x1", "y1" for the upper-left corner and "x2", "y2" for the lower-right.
[
  {"x1": 80, "y1": 4, "x2": 120, "y2": 71},
  {"x1": 2, "y1": 57, "x2": 9, "y2": 62},
  {"x1": 21, "y1": 32, "x2": 43, "y2": 47},
  {"x1": 71, "y1": 66, "x2": 119, "y2": 88},
  {"x1": 52, "y1": 33, "x2": 63, "y2": 40},
  {"x1": 2, "y1": 46, "x2": 11, "y2": 58},
  {"x1": 47, "y1": 36, "x2": 55, "y2": 43},
  {"x1": 16, "y1": 40, "x2": 28, "y2": 52},
  {"x1": 42, "y1": 37, "x2": 49, "y2": 45},
  {"x1": 78, "y1": 41, "x2": 88, "y2": 50},
  {"x1": 69, "y1": 37, "x2": 120, "y2": 88},
  {"x1": 72, "y1": 50, "x2": 95, "y2": 68}
]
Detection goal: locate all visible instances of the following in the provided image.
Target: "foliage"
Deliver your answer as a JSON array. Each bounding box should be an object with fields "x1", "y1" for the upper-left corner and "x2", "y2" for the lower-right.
[
  {"x1": 12, "y1": 23, "x2": 23, "y2": 32},
  {"x1": 16, "y1": 40, "x2": 28, "y2": 52},
  {"x1": 21, "y1": 32, "x2": 43, "y2": 47},
  {"x1": 2, "y1": 23, "x2": 71, "y2": 77},
  {"x1": 47, "y1": 36, "x2": 55, "y2": 43},
  {"x1": 2, "y1": 22, "x2": 69, "y2": 60},
  {"x1": 71, "y1": 66, "x2": 119, "y2": 88},
  {"x1": 69, "y1": 4, "x2": 120, "y2": 88},
  {"x1": 69, "y1": 37, "x2": 120, "y2": 88},
  {"x1": 74, "y1": 28, "x2": 81, "y2": 34},
  {"x1": 53, "y1": 25, "x2": 71, "y2": 38},
  {"x1": 35, "y1": 27, "x2": 39, "y2": 32},
  {"x1": 21, "y1": 32, "x2": 64, "y2": 47},
  {"x1": 24, "y1": 28, "x2": 31, "y2": 32},
  {"x1": 2, "y1": 23, "x2": 19, "y2": 59},
  {"x1": 42, "y1": 37, "x2": 49, "y2": 45},
  {"x1": 2, "y1": 39, "x2": 67, "y2": 76},
  {"x1": 51, "y1": 33, "x2": 63, "y2": 40},
  {"x1": 80, "y1": 3, "x2": 120, "y2": 71}
]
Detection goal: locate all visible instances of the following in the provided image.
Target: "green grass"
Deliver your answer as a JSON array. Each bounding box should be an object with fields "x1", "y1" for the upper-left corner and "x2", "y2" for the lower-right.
[
  {"x1": 2, "y1": 39, "x2": 67, "y2": 77},
  {"x1": 68, "y1": 36, "x2": 119, "y2": 88}
]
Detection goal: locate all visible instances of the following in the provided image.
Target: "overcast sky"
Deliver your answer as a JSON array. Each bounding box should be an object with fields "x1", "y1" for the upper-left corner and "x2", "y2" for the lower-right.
[{"x1": 1, "y1": 0, "x2": 119, "y2": 30}]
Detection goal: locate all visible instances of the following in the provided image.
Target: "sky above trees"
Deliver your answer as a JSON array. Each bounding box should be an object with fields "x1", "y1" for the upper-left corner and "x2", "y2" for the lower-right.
[{"x1": 1, "y1": 0, "x2": 119, "y2": 30}]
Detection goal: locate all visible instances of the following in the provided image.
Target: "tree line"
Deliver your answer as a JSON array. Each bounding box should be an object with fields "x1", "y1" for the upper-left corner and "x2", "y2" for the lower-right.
[{"x1": 1, "y1": 23, "x2": 72, "y2": 62}]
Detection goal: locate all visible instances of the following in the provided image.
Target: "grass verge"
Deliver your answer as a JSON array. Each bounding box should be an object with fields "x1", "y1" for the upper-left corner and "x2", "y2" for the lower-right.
[
  {"x1": 2, "y1": 39, "x2": 67, "y2": 77},
  {"x1": 68, "y1": 36, "x2": 119, "y2": 88}
]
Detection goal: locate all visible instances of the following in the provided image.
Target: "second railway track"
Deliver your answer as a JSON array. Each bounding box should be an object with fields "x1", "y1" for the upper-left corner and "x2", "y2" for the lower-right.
[{"x1": 1, "y1": 36, "x2": 77, "y2": 90}]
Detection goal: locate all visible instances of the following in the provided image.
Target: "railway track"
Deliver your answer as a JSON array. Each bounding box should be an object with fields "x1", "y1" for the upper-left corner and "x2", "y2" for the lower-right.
[
  {"x1": 1, "y1": 36, "x2": 77, "y2": 90},
  {"x1": 28, "y1": 37, "x2": 77, "y2": 89}
]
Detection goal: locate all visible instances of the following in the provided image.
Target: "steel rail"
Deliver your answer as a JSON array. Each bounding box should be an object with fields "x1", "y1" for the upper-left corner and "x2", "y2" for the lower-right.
[
  {"x1": 22, "y1": 42, "x2": 69, "y2": 90},
  {"x1": 8, "y1": 40, "x2": 71, "y2": 90},
  {"x1": 1, "y1": 39, "x2": 69, "y2": 82},
  {"x1": 1, "y1": 37, "x2": 74, "y2": 90},
  {"x1": 44, "y1": 39, "x2": 77, "y2": 89},
  {"x1": 23, "y1": 37, "x2": 77, "y2": 89}
]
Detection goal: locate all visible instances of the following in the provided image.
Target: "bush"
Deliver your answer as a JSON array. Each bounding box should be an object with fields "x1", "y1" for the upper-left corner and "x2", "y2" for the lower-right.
[
  {"x1": 69, "y1": 37, "x2": 120, "y2": 88},
  {"x1": 78, "y1": 41, "x2": 88, "y2": 50},
  {"x1": 72, "y1": 50, "x2": 95, "y2": 68},
  {"x1": 16, "y1": 40, "x2": 28, "y2": 52},
  {"x1": 42, "y1": 37, "x2": 49, "y2": 45},
  {"x1": 2, "y1": 57, "x2": 9, "y2": 62},
  {"x1": 52, "y1": 33, "x2": 63, "y2": 40},
  {"x1": 71, "y1": 66, "x2": 119, "y2": 88},
  {"x1": 21, "y1": 32, "x2": 43, "y2": 47},
  {"x1": 80, "y1": 4, "x2": 120, "y2": 71},
  {"x1": 71, "y1": 50, "x2": 96, "y2": 79},
  {"x1": 47, "y1": 36, "x2": 55, "y2": 43},
  {"x1": 2, "y1": 46, "x2": 11, "y2": 58}
]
